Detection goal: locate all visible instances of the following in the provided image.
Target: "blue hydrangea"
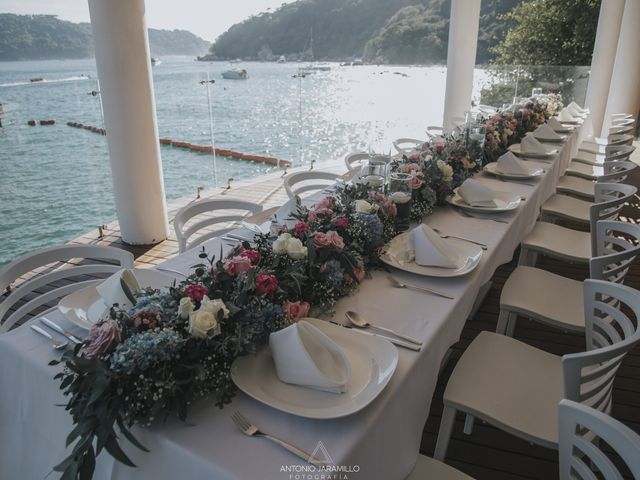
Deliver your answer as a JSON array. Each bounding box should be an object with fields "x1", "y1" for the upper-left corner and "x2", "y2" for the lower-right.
[
  {"x1": 110, "y1": 329, "x2": 183, "y2": 374},
  {"x1": 322, "y1": 259, "x2": 344, "y2": 284},
  {"x1": 354, "y1": 213, "x2": 383, "y2": 247}
]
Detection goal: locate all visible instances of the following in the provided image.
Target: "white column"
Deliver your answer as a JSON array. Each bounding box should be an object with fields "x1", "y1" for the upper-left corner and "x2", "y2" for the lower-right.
[
  {"x1": 88, "y1": 0, "x2": 169, "y2": 244},
  {"x1": 442, "y1": 0, "x2": 481, "y2": 132},
  {"x1": 602, "y1": 0, "x2": 640, "y2": 136},
  {"x1": 583, "y1": 0, "x2": 625, "y2": 137}
]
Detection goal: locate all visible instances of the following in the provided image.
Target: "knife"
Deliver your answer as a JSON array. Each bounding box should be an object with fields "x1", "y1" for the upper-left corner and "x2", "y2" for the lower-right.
[
  {"x1": 40, "y1": 317, "x2": 83, "y2": 344},
  {"x1": 328, "y1": 321, "x2": 421, "y2": 352}
]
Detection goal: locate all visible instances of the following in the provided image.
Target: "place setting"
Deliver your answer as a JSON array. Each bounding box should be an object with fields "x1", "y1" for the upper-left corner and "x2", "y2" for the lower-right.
[
  {"x1": 532, "y1": 123, "x2": 567, "y2": 143},
  {"x1": 508, "y1": 132, "x2": 559, "y2": 160},
  {"x1": 446, "y1": 177, "x2": 522, "y2": 220},
  {"x1": 484, "y1": 150, "x2": 544, "y2": 183}
]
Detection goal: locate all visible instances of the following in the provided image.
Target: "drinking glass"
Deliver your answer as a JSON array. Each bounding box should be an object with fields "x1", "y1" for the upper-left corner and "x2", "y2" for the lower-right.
[
  {"x1": 388, "y1": 173, "x2": 412, "y2": 232},
  {"x1": 360, "y1": 158, "x2": 388, "y2": 190}
]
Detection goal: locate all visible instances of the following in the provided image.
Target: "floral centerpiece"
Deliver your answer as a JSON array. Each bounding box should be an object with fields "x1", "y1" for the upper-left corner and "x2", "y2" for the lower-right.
[
  {"x1": 51, "y1": 187, "x2": 398, "y2": 480},
  {"x1": 389, "y1": 134, "x2": 481, "y2": 221}
]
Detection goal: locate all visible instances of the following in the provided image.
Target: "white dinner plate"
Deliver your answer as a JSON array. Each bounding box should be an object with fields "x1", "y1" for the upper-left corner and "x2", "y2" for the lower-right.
[
  {"x1": 533, "y1": 134, "x2": 567, "y2": 143},
  {"x1": 57, "y1": 269, "x2": 176, "y2": 329},
  {"x1": 231, "y1": 318, "x2": 398, "y2": 419},
  {"x1": 483, "y1": 162, "x2": 544, "y2": 180},
  {"x1": 446, "y1": 189, "x2": 521, "y2": 213},
  {"x1": 380, "y1": 233, "x2": 483, "y2": 278},
  {"x1": 508, "y1": 143, "x2": 558, "y2": 159},
  {"x1": 551, "y1": 125, "x2": 574, "y2": 133}
]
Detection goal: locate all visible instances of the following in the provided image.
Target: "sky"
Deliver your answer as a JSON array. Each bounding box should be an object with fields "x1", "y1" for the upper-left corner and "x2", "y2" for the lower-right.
[{"x1": 0, "y1": 0, "x2": 293, "y2": 41}]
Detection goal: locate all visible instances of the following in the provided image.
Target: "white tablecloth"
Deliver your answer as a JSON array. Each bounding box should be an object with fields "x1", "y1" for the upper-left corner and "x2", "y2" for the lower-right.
[{"x1": 0, "y1": 125, "x2": 585, "y2": 480}]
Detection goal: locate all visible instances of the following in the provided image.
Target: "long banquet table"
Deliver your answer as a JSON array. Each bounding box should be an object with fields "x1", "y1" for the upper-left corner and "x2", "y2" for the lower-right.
[{"x1": 0, "y1": 123, "x2": 586, "y2": 480}]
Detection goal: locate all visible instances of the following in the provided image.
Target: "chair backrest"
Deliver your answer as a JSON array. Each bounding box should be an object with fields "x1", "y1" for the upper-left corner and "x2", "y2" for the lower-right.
[
  {"x1": 173, "y1": 198, "x2": 263, "y2": 253},
  {"x1": 611, "y1": 117, "x2": 635, "y2": 127},
  {"x1": 590, "y1": 221, "x2": 640, "y2": 285},
  {"x1": 595, "y1": 160, "x2": 637, "y2": 186},
  {"x1": 283, "y1": 171, "x2": 339, "y2": 200},
  {"x1": 607, "y1": 133, "x2": 634, "y2": 144},
  {"x1": 562, "y1": 280, "x2": 640, "y2": 415},
  {"x1": 588, "y1": 183, "x2": 637, "y2": 250},
  {"x1": 603, "y1": 144, "x2": 635, "y2": 162},
  {"x1": 610, "y1": 112, "x2": 633, "y2": 120},
  {"x1": 392, "y1": 138, "x2": 426, "y2": 155},
  {"x1": 558, "y1": 400, "x2": 640, "y2": 480},
  {"x1": 0, "y1": 244, "x2": 134, "y2": 333},
  {"x1": 344, "y1": 152, "x2": 369, "y2": 171}
]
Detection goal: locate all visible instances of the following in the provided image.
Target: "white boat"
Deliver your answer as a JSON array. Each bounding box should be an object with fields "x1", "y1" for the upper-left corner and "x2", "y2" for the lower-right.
[
  {"x1": 277, "y1": 55, "x2": 286, "y2": 63},
  {"x1": 151, "y1": 57, "x2": 161, "y2": 66},
  {"x1": 222, "y1": 69, "x2": 248, "y2": 80}
]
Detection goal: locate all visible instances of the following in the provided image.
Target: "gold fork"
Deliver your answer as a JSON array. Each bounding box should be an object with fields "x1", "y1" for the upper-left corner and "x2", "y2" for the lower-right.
[{"x1": 231, "y1": 411, "x2": 323, "y2": 467}]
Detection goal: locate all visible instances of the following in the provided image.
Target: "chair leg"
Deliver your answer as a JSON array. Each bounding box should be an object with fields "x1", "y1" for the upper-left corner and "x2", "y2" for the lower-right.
[
  {"x1": 517, "y1": 246, "x2": 538, "y2": 267},
  {"x1": 496, "y1": 309, "x2": 514, "y2": 335},
  {"x1": 506, "y1": 315, "x2": 518, "y2": 337},
  {"x1": 463, "y1": 414, "x2": 475, "y2": 435},
  {"x1": 434, "y1": 405, "x2": 457, "y2": 461}
]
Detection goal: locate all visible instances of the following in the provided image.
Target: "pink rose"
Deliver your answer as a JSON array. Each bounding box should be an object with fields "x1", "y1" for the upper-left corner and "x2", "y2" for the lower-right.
[
  {"x1": 282, "y1": 300, "x2": 310, "y2": 322},
  {"x1": 408, "y1": 152, "x2": 421, "y2": 162},
  {"x1": 255, "y1": 273, "x2": 278, "y2": 297},
  {"x1": 332, "y1": 216, "x2": 349, "y2": 230},
  {"x1": 401, "y1": 163, "x2": 421, "y2": 174},
  {"x1": 387, "y1": 202, "x2": 397, "y2": 217},
  {"x1": 316, "y1": 196, "x2": 336, "y2": 209},
  {"x1": 130, "y1": 309, "x2": 161, "y2": 329},
  {"x1": 294, "y1": 221, "x2": 309, "y2": 238},
  {"x1": 435, "y1": 144, "x2": 445, "y2": 154},
  {"x1": 313, "y1": 230, "x2": 345, "y2": 249},
  {"x1": 409, "y1": 172, "x2": 425, "y2": 190},
  {"x1": 239, "y1": 249, "x2": 261, "y2": 265},
  {"x1": 84, "y1": 319, "x2": 121, "y2": 358},
  {"x1": 307, "y1": 207, "x2": 333, "y2": 223},
  {"x1": 185, "y1": 284, "x2": 208, "y2": 302},
  {"x1": 224, "y1": 255, "x2": 254, "y2": 275}
]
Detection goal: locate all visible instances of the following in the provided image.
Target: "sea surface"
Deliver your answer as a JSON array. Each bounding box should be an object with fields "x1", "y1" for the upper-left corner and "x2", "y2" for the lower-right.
[{"x1": 0, "y1": 56, "x2": 491, "y2": 266}]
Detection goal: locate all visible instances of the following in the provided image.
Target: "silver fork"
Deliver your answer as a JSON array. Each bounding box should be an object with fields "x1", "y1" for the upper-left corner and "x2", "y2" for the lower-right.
[
  {"x1": 455, "y1": 208, "x2": 509, "y2": 224},
  {"x1": 387, "y1": 274, "x2": 454, "y2": 299},
  {"x1": 431, "y1": 227, "x2": 487, "y2": 250},
  {"x1": 231, "y1": 411, "x2": 323, "y2": 467},
  {"x1": 31, "y1": 325, "x2": 68, "y2": 350}
]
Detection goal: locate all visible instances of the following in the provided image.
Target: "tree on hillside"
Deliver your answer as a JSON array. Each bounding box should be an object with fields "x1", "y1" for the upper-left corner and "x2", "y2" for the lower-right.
[{"x1": 491, "y1": 0, "x2": 600, "y2": 65}]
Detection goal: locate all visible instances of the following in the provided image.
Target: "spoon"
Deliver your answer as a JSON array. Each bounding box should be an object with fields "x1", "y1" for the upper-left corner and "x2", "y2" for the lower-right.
[
  {"x1": 345, "y1": 311, "x2": 422, "y2": 346},
  {"x1": 431, "y1": 227, "x2": 487, "y2": 250},
  {"x1": 31, "y1": 325, "x2": 68, "y2": 350}
]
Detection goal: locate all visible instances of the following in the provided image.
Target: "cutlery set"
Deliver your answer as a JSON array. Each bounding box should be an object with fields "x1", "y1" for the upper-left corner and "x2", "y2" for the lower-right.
[{"x1": 31, "y1": 317, "x2": 84, "y2": 349}]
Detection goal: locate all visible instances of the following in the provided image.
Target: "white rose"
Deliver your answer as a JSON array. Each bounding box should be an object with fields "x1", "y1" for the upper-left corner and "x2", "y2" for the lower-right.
[
  {"x1": 437, "y1": 160, "x2": 454, "y2": 182},
  {"x1": 200, "y1": 295, "x2": 230, "y2": 319},
  {"x1": 272, "y1": 233, "x2": 293, "y2": 254},
  {"x1": 178, "y1": 297, "x2": 195, "y2": 320},
  {"x1": 286, "y1": 237, "x2": 308, "y2": 259},
  {"x1": 355, "y1": 200, "x2": 378, "y2": 214},
  {"x1": 505, "y1": 128, "x2": 513, "y2": 136},
  {"x1": 188, "y1": 310, "x2": 220, "y2": 338}
]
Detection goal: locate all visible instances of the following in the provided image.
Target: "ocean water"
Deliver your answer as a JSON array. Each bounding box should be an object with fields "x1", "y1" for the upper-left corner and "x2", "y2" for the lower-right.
[{"x1": 0, "y1": 56, "x2": 484, "y2": 266}]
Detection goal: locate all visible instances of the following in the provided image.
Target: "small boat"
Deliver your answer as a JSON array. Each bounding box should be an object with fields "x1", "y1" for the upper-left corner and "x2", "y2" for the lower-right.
[
  {"x1": 277, "y1": 55, "x2": 286, "y2": 64},
  {"x1": 151, "y1": 57, "x2": 162, "y2": 66},
  {"x1": 30, "y1": 78, "x2": 45, "y2": 83},
  {"x1": 222, "y1": 69, "x2": 248, "y2": 80},
  {"x1": 299, "y1": 63, "x2": 331, "y2": 75}
]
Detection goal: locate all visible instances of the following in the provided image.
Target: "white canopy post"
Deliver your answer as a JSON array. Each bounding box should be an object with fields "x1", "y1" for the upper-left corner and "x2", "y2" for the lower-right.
[
  {"x1": 442, "y1": 0, "x2": 482, "y2": 132},
  {"x1": 88, "y1": 0, "x2": 169, "y2": 245},
  {"x1": 602, "y1": 0, "x2": 640, "y2": 136},
  {"x1": 583, "y1": 0, "x2": 625, "y2": 137}
]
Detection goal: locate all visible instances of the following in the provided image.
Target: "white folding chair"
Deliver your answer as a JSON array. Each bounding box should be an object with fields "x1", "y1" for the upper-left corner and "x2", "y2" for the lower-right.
[
  {"x1": 0, "y1": 244, "x2": 134, "y2": 333},
  {"x1": 283, "y1": 170, "x2": 339, "y2": 201},
  {"x1": 572, "y1": 144, "x2": 635, "y2": 166},
  {"x1": 405, "y1": 454, "x2": 474, "y2": 479},
  {"x1": 540, "y1": 182, "x2": 636, "y2": 227},
  {"x1": 498, "y1": 220, "x2": 640, "y2": 337},
  {"x1": 558, "y1": 400, "x2": 640, "y2": 480},
  {"x1": 564, "y1": 160, "x2": 636, "y2": 182},
  {"x1": 173, "y1": 198, "x2": 263, "y2": 253},
  {"x1": 519, "y1": 182, "x2": 635, "y2": 267},
  {"x1": 344, "y1": 152, "x2": 369, "y2": 172},
  {"x1": 580, "y1": 134, "x2": 635, "y2": 154},
  {"x1": 392, "y1": 138, "x2": 427, "y2": 155},
  {"x1": 434, "y1": 280, "x2": 640, "y2": 462},
  {"x1": 557, "y1": 162, "x2": 636, "y2": 201}
]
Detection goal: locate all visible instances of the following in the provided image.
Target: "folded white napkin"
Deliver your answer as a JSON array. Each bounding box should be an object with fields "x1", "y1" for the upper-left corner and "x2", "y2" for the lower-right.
[
  {"x1": 548, "y1": 117, "x2": 568, "y2": 131},
  {"x1": 458, "y1": 178, "x2": 498, "y2": 208},
  {"x1": 533, "y1": 123, "x2": 562, "y2": 141},
  {"x1": 568, "y1": 101, "x2": 588, "y2": 114},
  {"x1": 96, "y1": 269, "x2": 140, "y2": 310},
  {"x1": 521, "y1": 133, "x2": 552, "y2": 154},
  {"x1": 269, "y1": 321, "x2": 351, "y2": 394},
  {"x1": 407, "y1": 224, "x2": 464, "y2": 269},
  {"x1": 497, "y1": 151, "x2": 530, "y2": 175},
  {"x1": 558, "y1": 108, "x2": 578, "y2": 123}
]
